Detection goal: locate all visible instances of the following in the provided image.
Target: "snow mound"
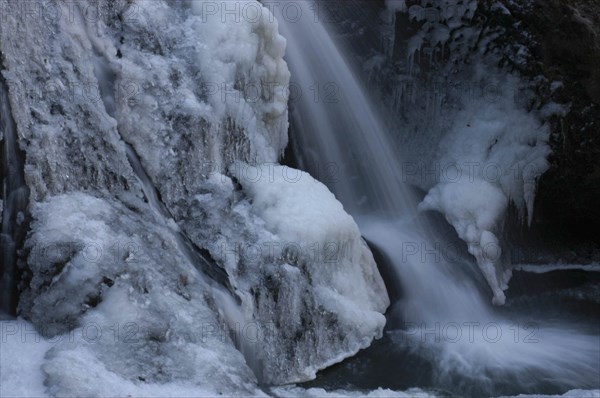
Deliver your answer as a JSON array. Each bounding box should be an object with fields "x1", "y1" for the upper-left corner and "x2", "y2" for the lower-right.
[
  {"x1": 0, "y1": 318, "x2": 53, "y2": 397},
  {"x1": 233, "y1": 162, "x2": 360, "y2": 247}
]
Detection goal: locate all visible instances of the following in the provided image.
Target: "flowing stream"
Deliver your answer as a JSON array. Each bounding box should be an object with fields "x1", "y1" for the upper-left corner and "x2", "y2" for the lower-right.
[
  {"x1": 124, "y1": 142, "x2": 263, "y2": 381},
  {"x1": 275, "y1": 1, "x2": 600, "y2": 394}
]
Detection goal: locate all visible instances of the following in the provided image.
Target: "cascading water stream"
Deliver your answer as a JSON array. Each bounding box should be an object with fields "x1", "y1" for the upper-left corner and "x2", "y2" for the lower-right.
[
  {"x1": 275, "y1": 0, "x2": 600, "y2": 393},
  {"x1": 0, "y1": 68, "x2": 29, "y2": 316},
  {"x1": 280, "y1": 7, "x2": 417, "y2": 218},
  {"x1": 124, "y1": 143, "x2": 232, "y2": 291},
  {"x1": 275, "y1": 0, "x2": 489, "y2": 331},
  {"x1": 124, "y1": 143, "x2": 262, "y2": 382}
]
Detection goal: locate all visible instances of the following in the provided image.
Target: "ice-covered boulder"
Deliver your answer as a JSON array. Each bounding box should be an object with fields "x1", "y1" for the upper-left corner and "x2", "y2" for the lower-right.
[
  {"x1": 102, "y1": 0, "x2": 388, "y2": 383},
  {"x1": 148, "y1": 162, "x2": 389, "y2": 385},
  {"x1": 228, "y1": 163, "x2": 389, "y2": 383}
]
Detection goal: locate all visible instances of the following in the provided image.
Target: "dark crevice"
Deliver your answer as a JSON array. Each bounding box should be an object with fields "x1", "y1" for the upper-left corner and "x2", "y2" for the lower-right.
[
  {"x1": 364, "y1": 237, "x2": 403, "y2": 305},
  {"x1": 0, "y1": 54, "x2": 31, "y2": 315},
  {"x1": 123, "y1": 142, "x2": 235, "y2": 298}
]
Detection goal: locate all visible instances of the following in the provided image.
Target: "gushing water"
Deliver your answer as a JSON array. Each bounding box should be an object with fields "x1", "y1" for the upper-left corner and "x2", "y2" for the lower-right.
[
  {"x1": 276, "y1": 0, "x2": 599, "y2": 393},
  {"x1": 278, "y1": 4, "x2": 417, "y2": 217},
  {"x1": 275, "y1": 0, "x2": 487, "y2": 330}
]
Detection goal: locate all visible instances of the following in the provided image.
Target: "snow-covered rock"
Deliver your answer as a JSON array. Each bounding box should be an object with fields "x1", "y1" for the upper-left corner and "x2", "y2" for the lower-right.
[
  {"x1": 229, "y1": 163, "x2": 389, "y2": 383},
  {"x1": 0, "y1": 0, "x2": 389, "y2": 393},
  {"x1": 0, "y1": 0, "x2": 140, "y2": 202}
]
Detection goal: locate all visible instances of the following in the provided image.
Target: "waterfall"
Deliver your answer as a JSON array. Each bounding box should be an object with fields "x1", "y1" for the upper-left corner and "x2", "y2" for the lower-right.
[
  {"x1": 275, "y1": 0, "x2": 488, "y2": 332},
  {"x1": 0, "y1": 69, "x2": 29, "y2": 316},
  {"x1": 276, "y1": 0, "x2": 599, "y2": 392},
  {"x1": 279, "y1": 4, "x2": 417, "y2": 217}
]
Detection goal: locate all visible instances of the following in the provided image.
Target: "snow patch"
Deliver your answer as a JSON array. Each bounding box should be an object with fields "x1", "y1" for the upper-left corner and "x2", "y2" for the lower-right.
[
  {"x1": 0, "y1": 319, "x2": 52, "y2": 398},
  {"x1": 273, "y1": 386, "x2": 437, "y2": 397}
]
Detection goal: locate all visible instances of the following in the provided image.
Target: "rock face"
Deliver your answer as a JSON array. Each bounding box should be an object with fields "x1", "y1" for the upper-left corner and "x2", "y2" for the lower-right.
[
  {"x1": 0, "y1": 0, "x2": 389, "y2": 394},
  {"x1": 494, "y1": 0, "x2": 600, "y2": 254}
]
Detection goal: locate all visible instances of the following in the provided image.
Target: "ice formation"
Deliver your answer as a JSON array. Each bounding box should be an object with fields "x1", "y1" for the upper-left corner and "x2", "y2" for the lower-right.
[
  {"x1": 231, "y1": 163, "x2": 389, "y2": 372},
  {"x1": 20, "y1": 193, "x2": 261, "y2": 397},
  {"x1": 382, "y1": 2, "x2": 553, "y2": 304},
  {"x1": 418, "y1": 73, "x2": 551, "y2": 305}
]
